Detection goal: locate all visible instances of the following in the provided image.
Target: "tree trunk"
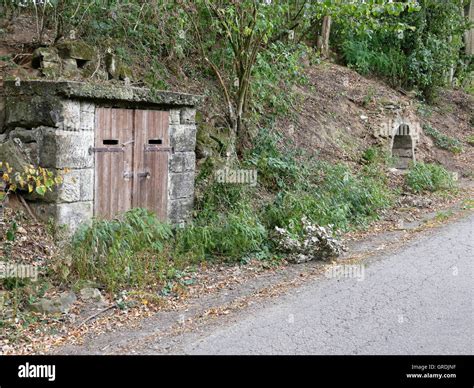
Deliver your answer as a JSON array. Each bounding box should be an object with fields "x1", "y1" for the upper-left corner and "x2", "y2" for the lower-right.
[
  {"x1": 317, "y1": 16, "x2": 332, "y2": 58},
  {"x1": 448, "y1": 35, "x2": 455, "y2": 86},
  {"x1": 466, "y1": 0, "x2": 474, "y2": 56}
]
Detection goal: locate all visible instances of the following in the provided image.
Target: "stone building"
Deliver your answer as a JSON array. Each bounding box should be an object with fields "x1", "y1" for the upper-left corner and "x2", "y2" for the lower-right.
[{"x1": 0, "y1": 80, "x2": 201, "y2": 232}]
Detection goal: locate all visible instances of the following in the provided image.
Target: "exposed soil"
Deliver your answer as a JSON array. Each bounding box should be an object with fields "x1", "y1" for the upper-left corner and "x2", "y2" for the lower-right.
[{"x1": 275, "y1": 62, "x2": 473, "y2": 176}]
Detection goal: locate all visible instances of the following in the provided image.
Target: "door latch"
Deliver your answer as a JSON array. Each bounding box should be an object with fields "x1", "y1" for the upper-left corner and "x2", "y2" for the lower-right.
[{"x1": 137, "y1": 171, "x2": 151, "y2": 179}]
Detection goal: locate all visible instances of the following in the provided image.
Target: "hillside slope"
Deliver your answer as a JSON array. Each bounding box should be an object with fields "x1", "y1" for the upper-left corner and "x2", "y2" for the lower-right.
[{"x1": 274, "y1": 62, "x2": 473, "y2": 176}]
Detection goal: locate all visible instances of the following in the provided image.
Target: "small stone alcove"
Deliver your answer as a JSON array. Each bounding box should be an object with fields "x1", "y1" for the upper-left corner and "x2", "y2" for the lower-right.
[
  {"x1": 390, "y1": 122, "x2": 417, "y2": 169},
  {"x1": 0, "y1": 80, "x2": 202, "y2": 232}
]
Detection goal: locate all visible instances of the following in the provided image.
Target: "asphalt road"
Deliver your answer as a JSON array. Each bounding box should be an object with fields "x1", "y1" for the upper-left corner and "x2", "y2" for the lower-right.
[{"x1": 177, "y1": 214, "x2": 473, "y2": 355}]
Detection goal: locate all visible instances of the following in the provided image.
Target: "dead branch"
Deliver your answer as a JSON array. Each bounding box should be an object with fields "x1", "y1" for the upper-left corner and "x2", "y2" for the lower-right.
[
  {"x1": 18, "y1": 194, "x2": 38, "y2": 223},
  {"x1": 78, "y1": 305, "x2": 116, "y2": 328}
]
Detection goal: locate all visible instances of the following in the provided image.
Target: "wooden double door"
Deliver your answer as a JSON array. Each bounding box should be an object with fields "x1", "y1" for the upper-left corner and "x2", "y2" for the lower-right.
[{"x1": 93, "y1": 108, "x2": 170, "y2": 220}]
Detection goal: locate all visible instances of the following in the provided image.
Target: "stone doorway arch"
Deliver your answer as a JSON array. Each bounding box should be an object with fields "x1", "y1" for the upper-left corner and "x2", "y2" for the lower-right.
[{"x1": 391, "y1": 123, "x2": 415, "y2": 169}]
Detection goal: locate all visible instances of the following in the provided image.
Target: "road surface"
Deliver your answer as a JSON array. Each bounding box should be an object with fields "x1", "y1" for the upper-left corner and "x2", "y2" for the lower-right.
[{"x1": 173, "y1": 214, "x2": 473, "y2": 355}]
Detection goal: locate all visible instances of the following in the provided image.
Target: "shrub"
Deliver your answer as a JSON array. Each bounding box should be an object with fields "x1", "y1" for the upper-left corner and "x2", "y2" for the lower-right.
[
  {"x1": 406, "y1": 162, "x2": 454, "y2": 193},
  {"x1": 342, "y1": 38, "x2": 407, "y2": 87},
  {"x1": 252, "y1": 42, "x2": 316, "y2": 119},
  {"x1": 361, "y1": 146, "x2": 393, "y2": 166},
  {"x1": 467, "y1": 135, "x2": 474, "y2": 147},
  {"x1": 245, "y1": 128, "x2": 306, "y2": 192},
  {"x1": 0, "y1": 162, "x2": 65, "y2": 201},
  {"x1": 338, "y1": 0, "x2": 468, "y2": 100},
  {"x1": 194, "y1": 180, "x2": 249, "y2": 216}
]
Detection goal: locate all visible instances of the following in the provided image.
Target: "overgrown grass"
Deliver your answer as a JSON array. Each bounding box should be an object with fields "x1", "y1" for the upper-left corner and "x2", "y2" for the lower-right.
[
  {"x1": 406, "y1": 162, "x2": 454, "y2": 193},
  {"x1": 174, "y1": 204, "x2": 267, "y2": 262},
  {"x1": 69, "y1": 201, "x2": 268, "y2": 292},
  {"x1": 262, "y1": 162, "x2": 393, "y2": 235},
  {"x1": 70, "y1": 208, "x2": 174, "y2": 293},
  {"x1": 466, "y1": 135, "x2": 474, "y2": 146},
  {"x1": 246, "y1": 130, "x2": 394, "y2": 234}
]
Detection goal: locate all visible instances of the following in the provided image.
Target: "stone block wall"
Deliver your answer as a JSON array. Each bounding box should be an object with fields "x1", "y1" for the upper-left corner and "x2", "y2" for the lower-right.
[
  {"x1": 1, "y1": 81, "x2": 200, "y2": 232},
  {"x1": 167, "y1": 108, "x2": 196, "y2": 225},
  {"x1": 3, "y1": 94, "x2": 95, "y2": 231}
]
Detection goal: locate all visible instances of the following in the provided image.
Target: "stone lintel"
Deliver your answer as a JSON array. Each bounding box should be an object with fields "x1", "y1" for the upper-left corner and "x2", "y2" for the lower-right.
[{"x1": 4, "y1": 80, "x2": 203, "y2": 108}]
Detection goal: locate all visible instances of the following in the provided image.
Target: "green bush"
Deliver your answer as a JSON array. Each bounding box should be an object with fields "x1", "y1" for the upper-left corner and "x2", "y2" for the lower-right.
[
  {"x1": 361, "y1": 146, "x2": 393, "y2": 166},
  {"x1": 338, "y1": 0, "x2": 468, "y2": 100},
  {"x1": 252, "y1": 42, "x2": 316, "y2": 119},
  {"x1": 245, "y1": 128, "x2": 306, "y2": 192},
  {"x1": 466, "y1": 135, "x2": 474, "y2": 146},
  {"x1": 342, "y1": 38, "x2": 407, "y2": 87},
  {"x1": 406, "y1": 162, "x2": 454, "y2": 193}
]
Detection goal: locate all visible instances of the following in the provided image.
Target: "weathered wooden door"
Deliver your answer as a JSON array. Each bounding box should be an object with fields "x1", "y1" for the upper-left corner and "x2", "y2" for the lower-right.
[
  {"x1": 94, "y1": 108, "x2": 169, "y2": 220},
  {"x1": 94, "y1": 108, "x2": 134, "y2": 219},
  {"x1": 133, "y1": 110, "x2": 170, "y2": 220}
]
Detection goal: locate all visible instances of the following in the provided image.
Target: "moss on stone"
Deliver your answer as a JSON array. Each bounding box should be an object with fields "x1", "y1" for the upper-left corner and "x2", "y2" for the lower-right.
[
  {"x1": 5, "y1": 94, "x2": 62, "y2": 128},
  {"x1": 196, "y1": 123, "x2": 230, "y2": 159},
  {"x1": 117, "y1": 63, "x2": 133, "y2": 80},
  {"x1": 4, "y1": 80, "x2": 203, "y2": 108},
  {"x1": 56, "y1": 41, "x2": 96, "y2": 61},
  {"x1": 32, "y1": 47, "x2": 60, "y2": 67}
]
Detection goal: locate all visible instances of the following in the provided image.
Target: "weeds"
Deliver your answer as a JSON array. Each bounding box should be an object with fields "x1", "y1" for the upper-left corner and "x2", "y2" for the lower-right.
[
  {"x1": 406, "y1": 162, "x2": 454, "y2": 193},
  {"x1": 174, "y1": 204, "x2": 267, "y2": 262},
  {"x1": 423, "y1": 124, "x2": 463, "y2": 154},
  {"x1": 69, "y1": 208, "x2": 174, "y2": 293},
  {"x1": 466, "y1": 135, "x2": 474, "y2": 147}
]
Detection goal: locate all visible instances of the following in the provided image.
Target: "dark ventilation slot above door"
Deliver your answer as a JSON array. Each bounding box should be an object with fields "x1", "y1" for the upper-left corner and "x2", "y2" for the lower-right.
[
  {"x1": 103, "y1": 139, "x2": 119, "y2": 145},
  {"x1": 397, "y1": 124, "x2": 410, "y2": 136},
  {"x1": 148, "y1": 139, "x2": 163, "y2": 145}
]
